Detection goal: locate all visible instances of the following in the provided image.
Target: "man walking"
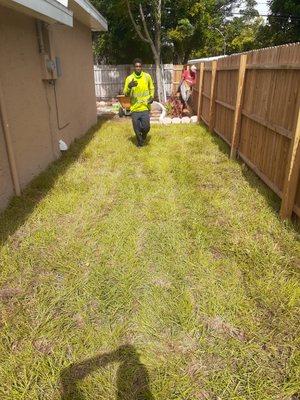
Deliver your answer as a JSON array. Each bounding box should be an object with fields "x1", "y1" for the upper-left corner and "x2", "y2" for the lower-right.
[{"x1": 123, "y1": 59, "x2": 155, "y2": 147}]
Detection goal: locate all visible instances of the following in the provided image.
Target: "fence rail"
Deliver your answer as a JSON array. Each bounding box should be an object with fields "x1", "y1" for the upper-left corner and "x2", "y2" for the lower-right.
[
  {"x1": 190, "y1": 43, "x2": 300, "y2": 220},
  {"x1": 94, "y1": 64, "x2": 181, "y2": 100}
]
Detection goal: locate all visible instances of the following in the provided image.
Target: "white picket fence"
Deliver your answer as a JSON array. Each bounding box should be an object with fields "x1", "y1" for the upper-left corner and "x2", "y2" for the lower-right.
[{"x1": 94, "y1": 64, "x2": 175, "y2": 100}]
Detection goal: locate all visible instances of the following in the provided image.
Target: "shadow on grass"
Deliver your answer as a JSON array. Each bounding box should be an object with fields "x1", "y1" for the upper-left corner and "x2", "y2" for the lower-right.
[
  {"x1": 60, "y1": 345, "x2": 154, "y2": 400},
  {"x1": 0, "y1": 116, "x2": 112, "y2": 246},
  {"x1": 128, "y1": 135, "x2": 152, "y2": 147}
]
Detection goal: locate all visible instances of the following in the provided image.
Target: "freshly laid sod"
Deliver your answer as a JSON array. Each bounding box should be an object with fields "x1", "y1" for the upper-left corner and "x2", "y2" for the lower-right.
[{"x1": 0, "y1": 118, "x2": 299, "y2": 400}]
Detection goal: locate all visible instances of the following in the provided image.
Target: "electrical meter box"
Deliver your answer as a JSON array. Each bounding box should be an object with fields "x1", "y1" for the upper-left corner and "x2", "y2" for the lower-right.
[{"x1": 41, "y1": 54, "x2": 58, "y2": 80}]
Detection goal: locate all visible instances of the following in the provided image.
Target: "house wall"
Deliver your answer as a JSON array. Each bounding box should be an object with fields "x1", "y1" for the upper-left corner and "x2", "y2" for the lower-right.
[
  {"x1": 0, "y1": 5, "x2": 97, "y2": 211},
  {"x1": 0, "y1": 6, "x2": 56, "y2": 193}
]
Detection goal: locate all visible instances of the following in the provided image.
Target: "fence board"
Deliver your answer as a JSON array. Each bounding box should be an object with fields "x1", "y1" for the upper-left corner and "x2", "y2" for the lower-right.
[
  {"x1": 201, "y1": 95, "x2": 210, "y2": 124},
  {"x1": 280, "y1": 106, "x2": 300, "y2": 219},
  {"x1": 172, "y1": 65, "x2": 183, "y2": 94},
  {"x1": 214, "y1": 103, "x2": 234, "y2": 144},
  {"x1": 197, "y1": 63, "x2": 204, "y2": 120},
  {"x1": 209, "y1": 61, "x2": 217, "y2": 132},
  {"x1": 203, "y1": 70, "x2": 212, "y2": 96},
  {"x1": 190, "y1": 43, "x2": 300, "y2": 219}
]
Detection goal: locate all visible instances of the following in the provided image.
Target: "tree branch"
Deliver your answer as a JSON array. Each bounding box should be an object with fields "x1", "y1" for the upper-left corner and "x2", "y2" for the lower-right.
[
  {"x1": 125, "y1": 0, "x2": 150, "y2": 43},
  {"x1": 139, "y1": 3, "x2": 158, "y2": 58},
  {"x1": 155, "y1": 0, "x2": 161, "y2": 55}
]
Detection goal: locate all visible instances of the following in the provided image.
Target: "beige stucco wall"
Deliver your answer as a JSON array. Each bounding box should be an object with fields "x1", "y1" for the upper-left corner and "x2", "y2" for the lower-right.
[
  {"x1": 0, "y1": 6, "x2": 56, "y2": 193},
  {"x1": 0, "y1": 5, "x2": 97, "y2": 211}
]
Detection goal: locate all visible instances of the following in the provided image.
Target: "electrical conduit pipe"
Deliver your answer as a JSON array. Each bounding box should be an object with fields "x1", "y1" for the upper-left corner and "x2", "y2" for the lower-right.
[{"x1": 0, "y1": 79, "x2": 21, "y2": 196}]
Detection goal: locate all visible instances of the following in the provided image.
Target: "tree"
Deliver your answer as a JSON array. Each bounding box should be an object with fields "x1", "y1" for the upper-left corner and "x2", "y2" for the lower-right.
[
  {"x1": 267, "y1": 0, "x2": 300, "y2": 45},
  {"x1": 222, "y1": 0, "x2": 264, "y2": 54},
  {"x1": 125, "y1": 0, "x2": 165, "y2": 102},
  {"x1": 167, "y1": 18, "x2": 195, "y2": 64},
  {"x1": 225, "y1": 17, "x2": 265, "y2": 53},
  {"x1": 91, "y1": 0, "x2": 153, "y2": 64},
  {"x1": 239, "y1": 0, "x2": 259, "y2": 20},
  {"x1": 164, "y1": 0, "x2": 239, "y2": 62}
]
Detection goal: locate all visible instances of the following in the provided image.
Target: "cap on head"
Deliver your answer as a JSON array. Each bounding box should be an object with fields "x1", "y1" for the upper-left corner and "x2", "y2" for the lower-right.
[{"x1": 190, "y1": 65, "x2": 197, "y2": 72}]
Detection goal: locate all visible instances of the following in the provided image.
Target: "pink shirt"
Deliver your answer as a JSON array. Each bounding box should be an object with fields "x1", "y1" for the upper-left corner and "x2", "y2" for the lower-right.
[{"x1": 182, "y1": 69, "x2": 196, "y2": 87}]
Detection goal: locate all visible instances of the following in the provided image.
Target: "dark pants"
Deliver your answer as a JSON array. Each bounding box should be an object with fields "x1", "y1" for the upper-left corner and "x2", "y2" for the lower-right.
[{"x1": 131, "y1": 111, "x2": 150, "y2": 146}]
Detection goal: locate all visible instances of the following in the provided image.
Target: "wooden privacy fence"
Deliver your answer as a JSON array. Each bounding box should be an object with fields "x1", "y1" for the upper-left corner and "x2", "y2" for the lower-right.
[
  {"x1": 190, "y1": 43, "x2": 300, "y2": 220},
  {"x1": 94, "y1": 64, "x2": 182, "y2": 99}
]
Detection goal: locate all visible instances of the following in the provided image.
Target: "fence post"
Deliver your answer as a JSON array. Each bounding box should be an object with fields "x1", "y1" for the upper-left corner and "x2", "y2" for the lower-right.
[
  {"x1": 209, "y1": 60, "x2": 217, "y2": 132},
  {"x1": 280, "y1": 106, "x2": 300, "y2": 220},
  {"x1": 197, "y1": 63, "x2": 204, "y2": 122},
  {"x1": 230, "y1": 54, "x2": 247, "y2": 159}
]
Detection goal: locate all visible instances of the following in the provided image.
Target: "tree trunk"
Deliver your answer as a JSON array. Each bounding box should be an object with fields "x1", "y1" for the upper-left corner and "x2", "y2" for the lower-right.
[{"x1": 154, "y1": 57, "x2": 164, "y2": 103}]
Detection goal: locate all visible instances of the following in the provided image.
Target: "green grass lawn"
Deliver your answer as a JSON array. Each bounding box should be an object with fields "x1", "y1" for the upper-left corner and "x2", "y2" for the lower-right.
[{"x1": 0, "y1": 117, "x2": 299, "y2": 400}]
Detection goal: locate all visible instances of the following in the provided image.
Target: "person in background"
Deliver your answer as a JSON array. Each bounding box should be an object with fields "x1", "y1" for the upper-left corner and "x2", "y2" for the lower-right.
[
  {"x1": 180, "y1": 64, "x2": 197, "y2": 108},
  {"x1": 123, "y1": 58, "x2": 155, "y2": 147}
]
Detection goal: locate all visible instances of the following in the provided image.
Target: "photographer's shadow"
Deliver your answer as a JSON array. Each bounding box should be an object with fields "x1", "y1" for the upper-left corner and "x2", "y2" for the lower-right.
[{"x1": 60, "y1": 344, "x2": 154, "y2": 400}]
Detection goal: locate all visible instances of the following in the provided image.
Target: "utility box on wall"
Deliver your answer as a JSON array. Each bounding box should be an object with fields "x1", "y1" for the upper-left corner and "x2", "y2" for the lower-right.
[{"x1": 40, "y1": 54, "x2": 57, "y2": 80}]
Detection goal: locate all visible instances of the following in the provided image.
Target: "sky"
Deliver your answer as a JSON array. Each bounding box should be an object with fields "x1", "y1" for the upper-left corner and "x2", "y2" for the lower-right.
[
  {"x1": 234, "y1": 0, "x2": 270, "y2": 21},
  {"x1": 255, "y1": 1, "x2": 270, "y2": 18}
]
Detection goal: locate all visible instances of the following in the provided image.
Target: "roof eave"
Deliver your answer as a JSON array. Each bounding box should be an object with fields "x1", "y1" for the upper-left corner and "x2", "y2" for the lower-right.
[
  {"x1": 73, "y1": 0, "x2": 107, "y2": 31},
  {"x1": 0, "y1": 0, "x2": 73, "y2": 26}
]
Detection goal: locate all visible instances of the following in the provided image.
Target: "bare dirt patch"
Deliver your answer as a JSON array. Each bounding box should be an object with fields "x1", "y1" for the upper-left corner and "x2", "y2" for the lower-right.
[
  {"x1": 204, "y1": 315, "x2": 246, "y2": 342},
  {"x1": 0, "y1": 286, "x2": 22, "y2": 301},
  {"x1": 33, "y1": 339, "x2": 54, "y2": 355}
]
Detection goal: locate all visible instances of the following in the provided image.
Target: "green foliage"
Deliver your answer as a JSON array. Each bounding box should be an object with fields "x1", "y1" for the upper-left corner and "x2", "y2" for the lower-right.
[
  {"x1": 168, "y1": 18, "x2": 195, "y2": 42},
  {"x1": 266, "y1": 0, "x2": 300, "y2": 45},
  {"x1": 225, "y1": 17, "x2": 265, "y2": 54},
  {"x1": 164, "y1": 0, "x2": 238, "y2": 62},
  {"x1": 167, "y1": 18, "x2": 195, "y2": 63},
  {"x1": 239, "y1": 0, "x2": 259, "y2": 20}
]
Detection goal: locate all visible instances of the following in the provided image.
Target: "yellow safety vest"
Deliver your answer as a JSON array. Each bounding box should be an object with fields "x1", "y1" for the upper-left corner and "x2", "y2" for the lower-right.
[{"x1": 123, "y1": 71, "x2": 155, "y2": 112}]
